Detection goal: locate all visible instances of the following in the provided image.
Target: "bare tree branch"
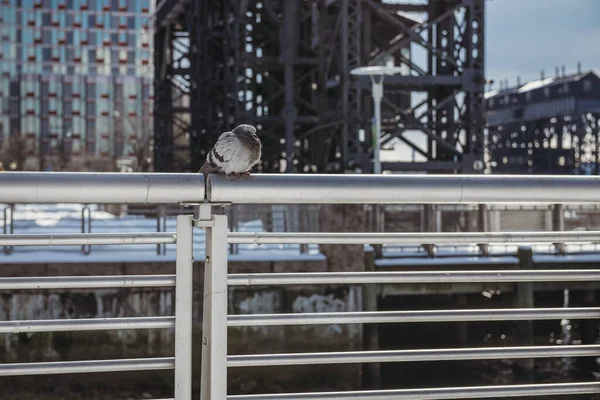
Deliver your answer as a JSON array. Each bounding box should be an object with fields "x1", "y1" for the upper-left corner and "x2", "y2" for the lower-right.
[
  {"x1": 1, "y1": 132, "x2": 33, "y2": 170},
  {"x1": 125, "y1": 118, "x2": 153, "y2": 172}
]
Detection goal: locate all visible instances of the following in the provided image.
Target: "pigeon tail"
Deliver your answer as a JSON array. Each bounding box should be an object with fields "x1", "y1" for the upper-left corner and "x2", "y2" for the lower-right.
[{"x1": 198, "y1": 161, "x2": 220, "y2": 174}]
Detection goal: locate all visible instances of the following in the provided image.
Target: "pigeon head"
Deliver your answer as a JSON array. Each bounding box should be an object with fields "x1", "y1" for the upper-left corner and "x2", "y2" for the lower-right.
[{"x1": 232, "y1": 124, "x2": 258, "y2": 139}]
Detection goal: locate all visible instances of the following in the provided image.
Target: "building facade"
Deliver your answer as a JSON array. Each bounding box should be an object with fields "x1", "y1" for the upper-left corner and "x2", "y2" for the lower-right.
[
  {"x1": 0, "y1": 0, "x2": 153, "y2": 170},
  {"x1": 485, "y1": 70, "x2": 600, "y2": 175}
]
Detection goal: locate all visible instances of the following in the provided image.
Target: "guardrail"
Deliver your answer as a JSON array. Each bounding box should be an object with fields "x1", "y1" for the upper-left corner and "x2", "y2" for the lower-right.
[
  {"x1": 0, "y1": 173, "x2": 203, "y2": 400},
  {"x1": 4, "y1": 198, "x2": 600, "y2": 259},
  {"x1": 0, "y1": 222, "x2": 189, "y2": 400},
  {"x1": 201, "y1": 174, "x2": 600, "y2": 400},
  {"x1": 0, "y1": 172, "x2": 599, "y2": 399}
]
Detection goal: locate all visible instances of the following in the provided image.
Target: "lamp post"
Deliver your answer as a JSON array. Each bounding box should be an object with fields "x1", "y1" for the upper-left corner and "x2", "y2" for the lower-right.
[{"x1": 350, "y1": 65, "x2": 402, "y2": 174}]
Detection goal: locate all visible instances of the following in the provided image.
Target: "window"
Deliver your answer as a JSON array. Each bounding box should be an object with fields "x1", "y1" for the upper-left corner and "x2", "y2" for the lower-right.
[
  {"x1": 583, "y1": 80, "x2": 593, "y2": 92},
  {"x1": 41, "y1": 82, "x2": 49, "y2": 97},
  {"x1": 64, "y1": 83, "x2": 72, "y2": 98},
  {"x1": 41, "y1": 119, "x2": 50, "y2": 136},
  {"x1": 42, "y1": 12, "x2": 51, "y2": 26},
  {"x1": 86, "y1": 81, "x2": 96, "y2": 97},
  {"x1": 87, "y1": 101, "x2": 96, "y2": 116}
]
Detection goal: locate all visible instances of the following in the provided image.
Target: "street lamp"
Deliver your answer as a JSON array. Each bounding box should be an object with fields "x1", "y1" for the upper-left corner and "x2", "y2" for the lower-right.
[{"x1": 350, "y1": 65, "x2": 402, "y2": 174}]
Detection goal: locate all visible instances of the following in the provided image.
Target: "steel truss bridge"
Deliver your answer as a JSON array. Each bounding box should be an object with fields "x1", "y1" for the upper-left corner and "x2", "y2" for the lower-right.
[{"x1": 153, "y1": 0, "x2": 486, "y2": 174}]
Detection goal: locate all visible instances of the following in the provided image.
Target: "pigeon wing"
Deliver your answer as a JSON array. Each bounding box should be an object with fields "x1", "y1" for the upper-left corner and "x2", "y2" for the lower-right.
[{"x1": 199, "y1": 131, "x2": 239, "y2": 173}]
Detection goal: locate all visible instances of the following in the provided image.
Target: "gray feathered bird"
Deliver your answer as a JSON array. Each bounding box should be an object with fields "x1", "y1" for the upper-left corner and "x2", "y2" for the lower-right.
[{"x1": 198, "y1": 124, "x2": 262, "y2": 176}]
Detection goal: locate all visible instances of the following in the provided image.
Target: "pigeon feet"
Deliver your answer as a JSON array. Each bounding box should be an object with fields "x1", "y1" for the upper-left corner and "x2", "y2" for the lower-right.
[{"x1": 225, "y1": 171, "x2": 251, "y2": 180}]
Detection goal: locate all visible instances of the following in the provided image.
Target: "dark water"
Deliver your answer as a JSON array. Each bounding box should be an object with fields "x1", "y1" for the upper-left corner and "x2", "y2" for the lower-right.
[
  {"x1": 377, "y1": 290, "x2": 600, "y2": 400},
  {"x1": 0, "y1": 291, "x2": 598, "y2": 399}
]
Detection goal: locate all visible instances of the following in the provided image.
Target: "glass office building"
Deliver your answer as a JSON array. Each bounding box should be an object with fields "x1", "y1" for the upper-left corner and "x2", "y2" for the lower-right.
[{"x1": 0, "y1": 0, "x2": 153, "y2": 170}]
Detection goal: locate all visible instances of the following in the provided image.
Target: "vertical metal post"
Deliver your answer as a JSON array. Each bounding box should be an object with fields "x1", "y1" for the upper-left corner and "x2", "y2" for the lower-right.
[
  {"x1": 371, "y1": 77, "x2": 383, "y2": 175},
  {"x1": 228, "y1": 205, "x2": 238, "y2": 255},
  {"x1": 478, "y1": 204, "x2": 490, "y2": 256},
  {"x1": 514, "y1": 246, "x2": 534, "y2": 382},
  {"x1": 81, "y1": 205, "x2": 91, "y2": 255},
  {"x1": 157, "y1": 205, "x2": 167, "y2": 255},
  {"x1": 362, "y1": 249, "x2": 380, "y2": 389},
  {"x1": 422, "y1": 204, "x2": 435, "y2": 257},
  {"x1": 175, "y1": 215, "x2": 194, "y2": 400},
  {"x1": 200, "y1": 209, "x2": 228, "y2": 400},
  {"x1": 552, "y1": 204, "x2": 566, "y2": 254},
  {"x1": 3, "y1": 204, "x2": 14, "y2": 255}
]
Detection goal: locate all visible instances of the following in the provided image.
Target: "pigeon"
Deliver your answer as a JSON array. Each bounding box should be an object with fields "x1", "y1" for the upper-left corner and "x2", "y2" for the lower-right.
[{"x1": 198, "y1": 124, "x2": 262, "y2": 176}]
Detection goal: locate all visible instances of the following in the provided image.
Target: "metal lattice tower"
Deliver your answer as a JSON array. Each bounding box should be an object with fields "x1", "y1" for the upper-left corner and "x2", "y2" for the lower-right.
[{"x1": 154, "y1": 0, "x2": 486, "y2": 174}]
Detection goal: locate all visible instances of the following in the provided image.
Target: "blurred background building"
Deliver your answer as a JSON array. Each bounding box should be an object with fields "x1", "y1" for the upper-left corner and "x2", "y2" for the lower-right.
[
  {"x1": 0, "y1": 0, "x2": 154, "y2": 171},
  {"x1": 486, "y1": 68, "x2": 600, "y2": 175}
]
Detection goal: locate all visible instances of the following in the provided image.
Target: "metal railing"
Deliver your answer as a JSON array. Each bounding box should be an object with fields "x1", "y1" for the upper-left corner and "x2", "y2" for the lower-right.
[
  {"x1": 4, "y1": 199, "x2": 600, "y2": 258},
  {"x1": 0, "y1": 172, "x2": 600, "y2": 399},
  {"x1": 0, "y1": 172, "x2": 204, "y2": 400},
  {"x1": 202, "y1": 174, "x2": 600, "y2": 400},
  {"x1": 0, "y1": 229, "x2": 182, "y2": 398}
]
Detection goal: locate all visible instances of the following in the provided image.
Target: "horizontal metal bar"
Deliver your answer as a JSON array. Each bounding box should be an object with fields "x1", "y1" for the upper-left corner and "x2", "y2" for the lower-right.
[
  {"x1": 0, "y1": 233, "x2": 177, "y2": 246},
  {"x1": 228, "y1": 231, "x2": 600, "y2": 245},
  {"x1": 0, "y1": 316, "x2": 175, "y2": 334},
  {"x1": 228, "y1": 307, "x2": 600, "y2": 326},
  {"x1": 227, "y1": 270, "x2": 600, "y2": 286},
  {"x1": 0, "y1": 275, "x2": 176, "y2": 290},
  {"x1": 227, "y1": 382, "x2": 600, "y2": 399},
  {"x1": 0, "y1": 172, "x2": 204, "y2": 204},
  {"x1": 208, "y1": 173, "x2": 600, "y2": 204},
  {"x1": 0, "y1": 357, "x2": 175, "y2": 376},
  {"x1": 227, "y1": 344, "x2": 600, "y2": 367}
]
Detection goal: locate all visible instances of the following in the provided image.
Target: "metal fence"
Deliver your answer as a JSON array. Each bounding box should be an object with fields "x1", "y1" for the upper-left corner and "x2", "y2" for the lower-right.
[
  {"x1": 4, "y1": 200, "x2": 600, "y2": 259},
  {"x1": 0, "y1": 202, "x2": 321, "y2": 256},
  {"x1": 1, "y1": 172, "x2": 600, "y2": 399},
  {"x1": 0, "y1": 172, "x2": 203, "y2": 400},
  {"x1": 202, "y1": 174, "x2": 600, "y2": 400}
]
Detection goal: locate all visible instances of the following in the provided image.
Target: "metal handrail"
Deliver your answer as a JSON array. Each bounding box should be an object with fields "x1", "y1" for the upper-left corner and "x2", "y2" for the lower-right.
[
  {"x1": 0, "y1": 216, "x2": 194, "y2": 400},
  {"x1": 0, "y1": 275, "x2": 176, "y2": 289},
  {"x1": 0, "y1": 316, "x2": 175, "y2": 333},
  {"x1": 228, "y1": 307, "x2": 600, "y2": 326},
  {"x1": 227, "y1": 344, "x2": 600, "y2": 367},
  {"x1": 0, "y1": 357, "x2": 175, "y2": 376},
  {"x1": 2, "y1": 173, "x2": 600, "y2": 399},
  {"x1": 208, "y1": 173, "x2": 600, "y2": 204},
  {"x1": 227, "y1": 230, "x2": 600, "y2": 244},
  {"x1": 227, "y1": 269, "x2": 600, "y2": 286},
  {"x1": 0, "y1": 232, "x2": 177, "y2": 246},
  {"x1": 0, "y1": 172, "x2": 205, "y2": 204},
  {"x1": 226, "y1": 382, "x2": 600, "y2": 400}
]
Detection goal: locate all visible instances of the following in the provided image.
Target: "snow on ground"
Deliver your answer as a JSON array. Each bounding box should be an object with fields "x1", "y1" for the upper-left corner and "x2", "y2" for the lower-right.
[
  {"x1": 1, "y1": 204, "x2": 598, "y2": 264},
  {"x1": 0, "y1": 203, "x2": 321, "y2": 263}
]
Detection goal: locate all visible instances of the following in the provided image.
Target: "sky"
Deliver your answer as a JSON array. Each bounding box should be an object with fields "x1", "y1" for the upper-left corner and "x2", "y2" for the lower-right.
[{"x1": 485, "y1": 0, "x2": 600, "y2": 88}]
